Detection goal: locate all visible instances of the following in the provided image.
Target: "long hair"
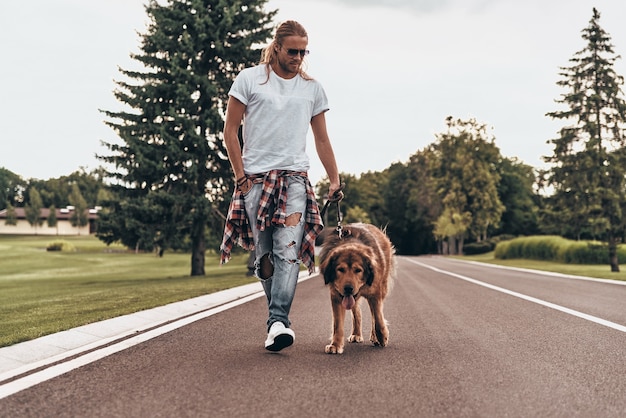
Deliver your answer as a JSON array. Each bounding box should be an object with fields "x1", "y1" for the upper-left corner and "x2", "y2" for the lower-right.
[{"x1": 260, "y1": 20, "x2": 312, "y2": 82}]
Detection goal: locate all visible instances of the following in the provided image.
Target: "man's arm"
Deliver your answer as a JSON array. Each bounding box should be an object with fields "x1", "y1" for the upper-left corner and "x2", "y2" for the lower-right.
[
  {"x1": 311, "y1": 111, "x2": 342, "y2": 198},
  {"x1": 223, "y1": 96, "x2": 250, "y2": 191}
]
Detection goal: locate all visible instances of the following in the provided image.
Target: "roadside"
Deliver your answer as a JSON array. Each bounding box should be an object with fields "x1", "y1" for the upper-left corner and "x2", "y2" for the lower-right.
[
  {"x1": 0, "y1": 269, "x2": 315, "y2": 393},
  {"x1": 4, "y1": 251, "x2": 626, "y2": 391}
]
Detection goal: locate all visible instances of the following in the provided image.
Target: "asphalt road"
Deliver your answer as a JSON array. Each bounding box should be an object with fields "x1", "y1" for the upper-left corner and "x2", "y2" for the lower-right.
[{"x1": 2, "y1": 256, "x2": 626, "y2": 417}]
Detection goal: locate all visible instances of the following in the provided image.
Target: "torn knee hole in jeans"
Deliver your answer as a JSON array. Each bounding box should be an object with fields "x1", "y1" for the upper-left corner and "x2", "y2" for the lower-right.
[
  {"x1": 279, "y1": 255, "x2": 300, "y2": 264},
  {"x1": 277, "y1": 212, "x2": 303, "y2": 264}
]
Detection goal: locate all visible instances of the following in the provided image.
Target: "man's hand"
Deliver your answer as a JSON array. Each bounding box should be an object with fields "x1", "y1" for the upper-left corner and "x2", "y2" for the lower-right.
[{"x1": 328, "y1": 182, "x2": 344, "y2": 202}]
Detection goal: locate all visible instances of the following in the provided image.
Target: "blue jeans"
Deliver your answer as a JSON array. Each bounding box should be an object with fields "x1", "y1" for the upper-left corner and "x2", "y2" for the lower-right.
[{"x1": 243, "y1": 176, "x2": 307, "y2": 330}]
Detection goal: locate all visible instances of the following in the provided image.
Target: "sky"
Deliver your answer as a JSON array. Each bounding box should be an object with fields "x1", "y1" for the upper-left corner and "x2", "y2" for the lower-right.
[{"x1": 2, "y1": 0, "x2": 626, "y2": 186}]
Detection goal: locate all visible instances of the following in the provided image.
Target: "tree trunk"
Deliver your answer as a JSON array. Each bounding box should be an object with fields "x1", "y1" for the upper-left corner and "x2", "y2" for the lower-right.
[
  {"x1": 608, "y1": 235, "x2": 620, "y2": 272},
  {"x1": 190, "y1": 223, "x2": 206, "y2": 276},
  {"x1": 448, "y1": 236, "x2": 457, "y2": 255}
]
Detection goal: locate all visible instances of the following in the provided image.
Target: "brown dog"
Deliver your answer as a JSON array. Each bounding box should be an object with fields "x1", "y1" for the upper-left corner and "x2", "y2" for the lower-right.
[{"x1": 318, "y1": 223, "x2": 395, "y2": 354}]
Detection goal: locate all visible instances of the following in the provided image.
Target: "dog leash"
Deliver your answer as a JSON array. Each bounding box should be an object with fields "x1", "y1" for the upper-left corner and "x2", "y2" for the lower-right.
[{"x1": 320, "y1": 184, "x2": 345, "y2": 238}]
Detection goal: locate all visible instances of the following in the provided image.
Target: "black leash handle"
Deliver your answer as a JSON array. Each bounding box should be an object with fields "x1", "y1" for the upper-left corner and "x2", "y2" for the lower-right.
[
  {"x1": 320, "y1": 183, "x2": 345, "y2": 237},
  {"x1": 335, "y1": 200, "x2": 343, "y2": 238},
  {"x1": 320, "y1": 183, "x2": 344, "y2": 218}
]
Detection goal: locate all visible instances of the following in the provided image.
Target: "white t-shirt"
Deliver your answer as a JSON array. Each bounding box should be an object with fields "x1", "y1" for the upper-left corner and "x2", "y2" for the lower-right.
[{"x1": 228, "y1": 64, "x2": 329, "y2": 174}]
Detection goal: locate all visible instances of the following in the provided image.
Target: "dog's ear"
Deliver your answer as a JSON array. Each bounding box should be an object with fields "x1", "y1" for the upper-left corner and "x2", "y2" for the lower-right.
[
  {"x1": 362, "y1": 256, "x2": 374, "y2": 286},
  {"x1": 362, "y1": 250, "x2": 378, "y2": 286},
  {"x1": 319, "y1": 252, "x2": 337, "y2": 285}
]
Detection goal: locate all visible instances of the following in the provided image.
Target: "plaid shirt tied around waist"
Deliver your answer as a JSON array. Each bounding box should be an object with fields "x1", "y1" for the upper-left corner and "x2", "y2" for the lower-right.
[{"x1": 220, "y1": 170, "x2": 323, "y2": 274}]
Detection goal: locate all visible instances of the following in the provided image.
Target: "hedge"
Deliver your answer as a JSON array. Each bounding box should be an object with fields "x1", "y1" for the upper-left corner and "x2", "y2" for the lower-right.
[{"x1": 494, "y1": 235, "x2": 626, "y2": 264}]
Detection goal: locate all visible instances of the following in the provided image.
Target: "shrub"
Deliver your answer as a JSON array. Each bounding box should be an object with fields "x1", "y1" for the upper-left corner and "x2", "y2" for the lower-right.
[
  {"x1": 463, "y1": 241, "x2": 495, "y2": 255},
  {"x1": 463, "y1": 235, "x2": 516, "y2": 256},
  {"x1": 46, "y1": 240, "x2": 76, "y2": 252},
  {"x1": 494, "y1": 235, "x2": 626, "y2": 264}
]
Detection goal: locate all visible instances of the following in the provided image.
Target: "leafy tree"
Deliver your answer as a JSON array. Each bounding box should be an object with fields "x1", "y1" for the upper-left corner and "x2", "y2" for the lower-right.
[
  {"x1": 355, "y1": 171, "x2": 388, "y2": 227},
  {"x1": 433, "y1": 206, "x2": 471, "y2": 255},
  {"x1": 382, "y1": 162, "x2": 436, "y2": 255},
  {"x1": 545, "y1": 8, "x2": 626, "y2": 272},
  {"x1": 69, "y1": 184, "x2": 89, "y2": 233},
  {"x1": 375, "y1": 151, "x2": 440, "y2": 255},
  {"x1": 495, "y1": 158, "x2": 539, "y2": 236},
  {"x1": 432, "y1": 184, "x2": 471, "y2": 255},
  {"x1": 317, "y1": 163, "x2": 439, "y2": 255},
  {"x1": 4, "y1": 203, "x2": 17, "y2": 226},
  {"x1": 24, "y1": 188, "x2": 44, "y2": 233},
  {"x1": 403, "y1": 149, "x2": 440, "y2": 254},
  {"x1": 343, "y1": 205, "x2": 371, "y2": 224},
  {"x1": 98, "y1": 0, "x2": 275, "y2": 275},
  {"x1": 430, "y1": 117, "x2": 504, "y2": 254},
  {"x1": 0, "y1": 168, "x2": 26, "y2": 209},
  {"x1": 29, "y1": 168, "x2": 105, "y2": 209},
  {"x1": 47, "y1": 205, "x2": 58, "y2": 231}
]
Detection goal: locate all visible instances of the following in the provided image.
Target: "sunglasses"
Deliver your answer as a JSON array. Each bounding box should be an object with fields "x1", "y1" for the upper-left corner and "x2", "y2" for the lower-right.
[{"x1": 283, "y1": 47, "x2": 310, "y2": 57}]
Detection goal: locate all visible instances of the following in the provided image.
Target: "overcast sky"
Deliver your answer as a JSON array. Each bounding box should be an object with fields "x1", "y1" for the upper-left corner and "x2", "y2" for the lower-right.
[{"x1": 2, "y1": 0, "x2": 626, "y2": 185}]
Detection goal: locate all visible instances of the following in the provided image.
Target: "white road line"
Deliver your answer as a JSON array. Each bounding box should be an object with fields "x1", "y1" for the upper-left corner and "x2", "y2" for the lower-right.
[
  {"x1": 405, "y1": 258, "x2": 626, "y2": 334},
  {"x1": 459, "y1": 258, "x2": 626, "y2": 286},
  {"x1": 0, "y1": 292, "x2": 264, "y2": 400}
]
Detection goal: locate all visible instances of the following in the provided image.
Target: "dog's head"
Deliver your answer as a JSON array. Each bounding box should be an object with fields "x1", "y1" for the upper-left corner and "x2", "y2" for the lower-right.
[{"x1": 320, "y1": 243, "x2": 377, "y2": 297}]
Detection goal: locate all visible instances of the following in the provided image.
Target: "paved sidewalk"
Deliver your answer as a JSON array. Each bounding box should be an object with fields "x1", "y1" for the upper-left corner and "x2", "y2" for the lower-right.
[{"x1": 0, "y1": 270, "x2": 313, "y2": 384}]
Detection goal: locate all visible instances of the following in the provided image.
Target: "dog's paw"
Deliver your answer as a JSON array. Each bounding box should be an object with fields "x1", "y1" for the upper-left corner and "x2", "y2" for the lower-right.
[
  {"x1": 325, "y1": 344, "x2": 344, "y2": 354},
  {"x1": 370, "y1": 329, "x2": 388, "y2": 347},
  {"x1": 348, "y1": 334, "x2": 364, "y2": 343}
]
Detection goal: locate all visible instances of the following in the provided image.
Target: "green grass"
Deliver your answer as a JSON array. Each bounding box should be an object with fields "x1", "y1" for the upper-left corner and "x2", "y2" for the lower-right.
[
  {"x1": 458, "y1": 252, "x2": 626, "y2": 282},
  {"x1": 0, "y1": 235, "x2": 255, "y2": 347}
]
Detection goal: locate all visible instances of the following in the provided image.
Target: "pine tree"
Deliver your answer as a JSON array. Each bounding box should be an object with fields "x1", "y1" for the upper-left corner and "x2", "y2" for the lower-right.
[
  {"x1": 545, "y1": 8, "x2": 626, "y2": 272},
  {"x1": 98, "y1": 0, "x2": 275, "y2": 275}
]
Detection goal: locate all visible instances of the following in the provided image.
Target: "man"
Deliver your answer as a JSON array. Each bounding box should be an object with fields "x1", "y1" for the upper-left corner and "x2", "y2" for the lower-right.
[{"x1": 220, "y1": 20, "x2": 342, "y2": 352}]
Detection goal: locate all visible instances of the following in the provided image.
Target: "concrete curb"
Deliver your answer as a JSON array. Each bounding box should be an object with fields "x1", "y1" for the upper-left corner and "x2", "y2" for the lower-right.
[{"x1": 0, "y1": 270, "x2": 315, "y2": 382}]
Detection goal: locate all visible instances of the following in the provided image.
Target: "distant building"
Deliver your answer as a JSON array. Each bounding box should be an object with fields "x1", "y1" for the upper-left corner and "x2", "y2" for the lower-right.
[{"x1": 0, "y1": 206, "x2": 99, "y2": 236}]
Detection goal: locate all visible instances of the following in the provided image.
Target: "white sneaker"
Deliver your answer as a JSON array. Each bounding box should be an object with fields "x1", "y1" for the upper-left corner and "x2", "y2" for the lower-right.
[{"x1": 264, "y1": 321, "x2": 295, "y2": 352}]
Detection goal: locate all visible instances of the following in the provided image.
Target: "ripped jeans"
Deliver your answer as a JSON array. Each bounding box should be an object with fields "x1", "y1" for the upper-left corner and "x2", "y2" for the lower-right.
[{"x1": 243, "y1": 175, "x2": 306, "y2": 331}]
